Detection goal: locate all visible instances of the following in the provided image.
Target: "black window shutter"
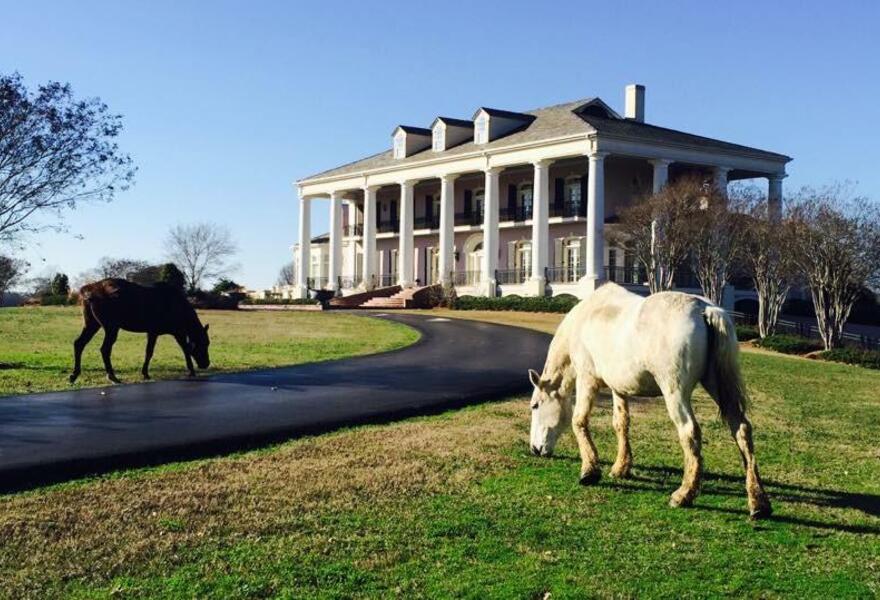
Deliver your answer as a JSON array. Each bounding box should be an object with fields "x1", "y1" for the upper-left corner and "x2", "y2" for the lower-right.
[
  {"x1": 425, "y1": 196, "x2": 433, "y2": 220},
  {"x1": 464, "y1": 190, "x2": 472, "y2": 216},
  {"x1": 554, "y1": 178, "x2": 565, "y2": 211},
  {"x1": 580, "y1": 176, "x2": 588, "y2": 216},
  {"x1": 507, "y1": 184, "x2": 517, "y2": 211}
]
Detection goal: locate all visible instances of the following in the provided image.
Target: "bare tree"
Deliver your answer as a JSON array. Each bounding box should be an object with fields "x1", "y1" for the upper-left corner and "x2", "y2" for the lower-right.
[
  {"x1": 611, "y1": 176, "x2": 703, "y2": 293},
  {"x1": 0, "y1": 254, "x2": 27, "y2": 304},
  {"x1": 787, "y1": 185, "x2": 880, "y2": 349},
  {"x1": 0, "y1": 73, "x2": 135, "y2": 242},
  {"x1": 165, "y1": 222, "x2": 238, "y2": 292},
  {"x1": 688, "y1": 187, "x2": 749, "y2": 305},
  {"x1": 277, "y1": 262, "x2": 295, "y2": 286},
  {"x1": 737, "y1": 186, "x2": 797, "y2": 338}
]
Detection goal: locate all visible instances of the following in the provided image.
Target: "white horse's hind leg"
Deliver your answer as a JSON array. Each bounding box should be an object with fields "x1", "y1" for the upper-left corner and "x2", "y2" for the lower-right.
[
  {"x1": 573, "y1": 377, "x2": 601, "y2": 485},
  {"x1": 662, "y1": 387, "x2": 703, "y2": 508},
  {"x1": 723, "y1": 409, "x2": 772, "y2": 518},
  {"x1": 609, "y1": 391, "x2": 633, "y2": 479}
]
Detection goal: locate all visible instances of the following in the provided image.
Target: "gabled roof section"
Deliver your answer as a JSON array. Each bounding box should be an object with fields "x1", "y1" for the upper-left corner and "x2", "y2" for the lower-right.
[
  {"x1": 571, "y1": 98, "x2": 622, "y2": 120},
  {"x1": 431, "y1": 116, "x2": 474, "y2": 129},
  {"x1": 393, "y1": 125, "x2": 432, "y2": 136},
  {"x1": 471, "y1": 106, "x2": 535, "y2": 122}
]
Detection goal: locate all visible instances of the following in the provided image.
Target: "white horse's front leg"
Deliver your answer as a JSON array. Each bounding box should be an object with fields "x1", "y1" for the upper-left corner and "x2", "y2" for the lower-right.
[
  {"x1": 609, "y1": 391, "x2": 633, "y2": 479},
  {"x1": 572, "y1": 377, "x2": 600, "y2": 485}
]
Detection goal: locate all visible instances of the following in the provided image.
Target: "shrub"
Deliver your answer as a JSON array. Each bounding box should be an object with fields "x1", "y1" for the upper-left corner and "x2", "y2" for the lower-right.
[
  {"x1": 35, "y1": 293, "x2": 77, "y2": 306},
  {"x1": 757, "y1": 334, "x2": 822, "y2": 355},
  {"x1": 454, "y1": 294, "x2": 580, "y2": 314},
  {"x1": 819, "y1": 347, "x2": 880, "y2": 370},
  {"x1": 735, "y1": 324, "x2": 760, "y2": 342}
]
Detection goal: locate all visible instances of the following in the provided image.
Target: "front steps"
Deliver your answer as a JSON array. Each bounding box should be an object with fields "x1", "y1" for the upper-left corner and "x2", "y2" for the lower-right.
[{"x1": 360, "y1": 284, "x2": 440, "y2": 309}]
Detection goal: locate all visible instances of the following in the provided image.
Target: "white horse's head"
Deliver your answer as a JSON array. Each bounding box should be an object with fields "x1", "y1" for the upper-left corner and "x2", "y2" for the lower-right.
[{"x1": 528, "y1": 368, "x2": 571, "y2": 457}]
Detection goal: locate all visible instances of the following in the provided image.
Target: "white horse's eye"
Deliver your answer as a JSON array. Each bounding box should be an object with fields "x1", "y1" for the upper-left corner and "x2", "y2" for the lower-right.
[{"x1": 530, "y1": 401, "x2": 539, "y2": 411}]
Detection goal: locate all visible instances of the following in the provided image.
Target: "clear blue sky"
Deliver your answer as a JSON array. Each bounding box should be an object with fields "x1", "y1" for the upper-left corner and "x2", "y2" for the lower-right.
[{"x1": 3, "y1": 0, "x2": 878, "y2": 289}]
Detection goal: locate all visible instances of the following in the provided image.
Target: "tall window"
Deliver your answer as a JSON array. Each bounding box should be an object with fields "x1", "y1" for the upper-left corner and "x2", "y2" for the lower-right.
[
  {"x1": 519, "y1": 183, "x2": 533, "y2": 218},
  {"x1": 473, "y1": 189, "x2": 485, "y2": 221},
  {"x1": 566, "y1": 178, "x2": 583, "y2": 214},
  {"x1": 475, "y1": 114, "x2": 488, "y2": 144},
  {"x1": 393, "y1": 132, "x2": 405, "y2": 159},
  {"x1": 516, "y1": 241, "x2": 532, "y2": 280}
]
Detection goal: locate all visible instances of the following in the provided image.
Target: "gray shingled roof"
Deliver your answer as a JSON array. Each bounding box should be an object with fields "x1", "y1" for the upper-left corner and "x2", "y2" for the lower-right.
[{"x1": 300, "y1": 97, "x2": 789, "y2": 182}]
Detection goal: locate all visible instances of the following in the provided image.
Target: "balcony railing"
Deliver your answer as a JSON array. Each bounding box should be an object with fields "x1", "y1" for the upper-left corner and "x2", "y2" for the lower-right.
[
  {"x1": 546, "y1": 265, "x2": 586, "y2": 283},
  {"x1": 606, "y1": 266, "x2": 647, "y2": 285},
  {"x1": 495, "y1": 268, "x2": 530, "y2": 285},
  {"x1": 306, "y1": 276, "x2": 329, "y2": 289},
  {"x1": 499, "y1": 205, "x2": 533, "y2": 222},
  {"x1": 454, "y1": 212, "x2": 483, "y2": 227},
  {"x1": 338, "y1": 276, "x2": 357, "y2": 290},
  {"x1": 377, "y1": 220, "x2": 399, "y2": 233},
  {"x1": 343, "y1": 224, "x2": 363, "y2": 237},
  {"x1": 414, "y1": 216, "x2": 440, "y2": 230},
  {"x1": 451, "y1": 270, "x2": 482, "y2": 286},
  {"x1": 549, "y1": 199, "x2": 587, "y2": 219},
  {"x1": 378, "y1": 273, "x2": 396, "y2": 287}
]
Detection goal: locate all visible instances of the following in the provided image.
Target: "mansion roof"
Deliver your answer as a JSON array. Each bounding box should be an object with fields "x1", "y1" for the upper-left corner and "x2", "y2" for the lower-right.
[{"x1": 300, "y1": 96, "x2": 791, "y2": 183}]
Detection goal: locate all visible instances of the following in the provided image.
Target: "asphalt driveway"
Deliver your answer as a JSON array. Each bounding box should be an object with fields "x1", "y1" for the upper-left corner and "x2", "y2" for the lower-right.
[{"x1": 0, "y1": 313, "x2": 550, "y2": 492}]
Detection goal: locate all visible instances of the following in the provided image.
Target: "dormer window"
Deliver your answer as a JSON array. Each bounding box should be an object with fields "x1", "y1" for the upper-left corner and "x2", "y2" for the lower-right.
[
  {"x1": 475, "y1": 114, "x2": 488, "y2": 144},
  {"x1": 432, "y1": 125, "x2": 444, "y2": 152},
  {"x1": 393, "y1": 131, "x2": 406, "y2": 159}
]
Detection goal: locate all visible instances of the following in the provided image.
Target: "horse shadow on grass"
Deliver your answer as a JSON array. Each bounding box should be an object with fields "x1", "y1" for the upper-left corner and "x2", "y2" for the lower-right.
[{"x1": 614, "y1": 463, "x2": 880, "y2": 534}]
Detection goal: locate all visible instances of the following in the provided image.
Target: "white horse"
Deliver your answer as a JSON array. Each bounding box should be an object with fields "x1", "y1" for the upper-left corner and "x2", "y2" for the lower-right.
[{"x1": 528, "y1": 282, "x2": 771, "y2": 519}]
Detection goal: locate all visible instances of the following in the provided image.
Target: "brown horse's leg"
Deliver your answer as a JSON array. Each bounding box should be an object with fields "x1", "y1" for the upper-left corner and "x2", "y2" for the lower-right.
[
  {"x1": 100, "y1": 326, "x2": 121, "y2": 383},
  {"x1": 573, "y1": 377, "x2": 601, "y2": 485},
  {"x1": 70, "y1": 314, "x2": 100, "y2": 384},
  {"x1": 142, "y1": 333, "x2": 157, "y2": 380},
  {"x1": 663, "y1": 387, "x2": 703, "y2": 508},
  {"x1": 723, "y1": 407, "x2": 772, "y2": 519},
  {"x1": 609, "y1": 391, "x2": 633, "y2": 479},
  {"x1": 174, "y1": 334, "x2": 195, "y2": 377}
]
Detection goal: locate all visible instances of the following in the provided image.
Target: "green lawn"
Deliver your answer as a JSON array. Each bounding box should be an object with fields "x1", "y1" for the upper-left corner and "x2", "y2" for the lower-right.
[
  {"x1": 0, "y1": 311, "x2": 878, "y2": 598},
  {"x1": 0, "y1": 306, "x2": 419, "y2": 396}
]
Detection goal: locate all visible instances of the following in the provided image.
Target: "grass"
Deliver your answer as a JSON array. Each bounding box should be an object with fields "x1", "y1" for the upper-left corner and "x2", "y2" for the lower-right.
[
  {"x1": 0, "y1": 306, "x2": 419, "y2": 396},
  {"x1": 0, "y1": 310, "x2": 878, "y2": 598}
]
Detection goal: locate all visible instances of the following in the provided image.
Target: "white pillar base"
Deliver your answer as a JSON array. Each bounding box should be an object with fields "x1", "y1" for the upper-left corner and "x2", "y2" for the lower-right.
[
  {"x1": 292, "y1": 285, "x2": 310, "y2": 300},
  {"x1": 479, "y1": 278, "x2": 497, "y2": 298},
  {"x1": 524, "y1": 276, "x2": 547, "y2": 297},
  {"x1": 397, "y1": 278, "x2": 415, "y2": 289},
  {"x1": 578, "y1": 275, "x2": 603, "y2": 295}
]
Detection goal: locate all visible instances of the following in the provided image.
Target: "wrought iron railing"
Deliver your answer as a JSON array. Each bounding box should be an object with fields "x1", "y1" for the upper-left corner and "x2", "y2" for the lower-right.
[
  {"x1": 606, "y1": 266, "x2": 647, "y2": 285},
  {"x1": 377, "y1": 220, "x2": 399, "y2": 234},
  {"x1": 306, "y1": 277, "x2": 329, "y2": 289},
  {"x1": 338, "y1": 276, "x2": 356, "y2": 290},
  {"x1": 495, "y1": 268, "x2": 529, "y2": 285},
  {"x1": 451, "y1": 270, "x2": 482, "y2": 286},
  {"x1": 549, "y1": 199, "x2": 587, "y2": 219},
  {"x1": 454, "y1": 212, "x2": 483, "y2": 227},
  {"x1": 414, "y1": 216, "x2": 440, "y2": 230},
  {"x1": 378, "y1": 273, "x2": 396, "y2": 287},
  {"x1": 343, "y1": 224, "x2": 363, "y2": 237},
  {"x1": 546, "y1": 265, "x2": 585, "y2": 283},
  {"x1": 499, "y1": 205, "x2": 533, "y2": 222}
]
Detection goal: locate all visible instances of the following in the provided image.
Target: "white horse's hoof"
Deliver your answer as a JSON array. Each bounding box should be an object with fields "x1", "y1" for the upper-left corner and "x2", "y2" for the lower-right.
[{"x1": 669, "y1": 489, "x2": 696, "y2": 508}]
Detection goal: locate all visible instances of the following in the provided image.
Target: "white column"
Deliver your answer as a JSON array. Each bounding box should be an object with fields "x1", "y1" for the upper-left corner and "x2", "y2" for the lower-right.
[
  {"x1": 294, "y1": 194, "x2": 311, "y2": 298},
  {"x1": 713, "y1": 166, "x2": 731, "y2": 197},
  {"x1": 584, "y1": 152, "x2": 608, "y2": 288},
  {"x1": 398, "y1": 180, "x2": 415, "y2": 287},
  {"x1": 649, "y1": 159, "x2": 671, "y2": 194},
  {"x1": 361, "y1": 185, "x2": 378, "y2": 289},
  {"x1": 481, "y1": 167, "x2": 501, "y2": 297},
  {"x1": 529, "y1": 160, "x2": 551, "y2": 295},
  {"x1": 439, "y1": 173, "x2": 457, "y2": 285},
  {"x1": 347, "y1": 201, "x2": 358, "y2": 284},
  {"x1": 768, "y1": 174, "x2": 785, "y2": 220},
  {"x1": 328, "y1": 191, "x2": 343, "y2": 291}
]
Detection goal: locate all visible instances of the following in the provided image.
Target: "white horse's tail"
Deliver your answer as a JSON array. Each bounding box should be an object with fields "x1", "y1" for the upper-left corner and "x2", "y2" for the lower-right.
[{"x1": 702, "y1": 306, "x2": 749, "y2": 420}]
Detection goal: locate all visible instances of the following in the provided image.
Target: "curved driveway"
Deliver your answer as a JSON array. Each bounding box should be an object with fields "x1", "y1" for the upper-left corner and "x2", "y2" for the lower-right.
[{"x1": 0, "y1": 313, "x2": 550, "y2": 492}]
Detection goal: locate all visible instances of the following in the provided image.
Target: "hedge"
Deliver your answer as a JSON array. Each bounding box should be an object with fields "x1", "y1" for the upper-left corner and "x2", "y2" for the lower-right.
[
  {"x1": 735, "y1": 324, "x2": 760, "y2": 342},
  {"x1": 757, "y1": 334, "x2": 823, "y2": 355},
  {"x1": 820, "y1": 347, "x2": 880, "y2": 370},
  {"x1": 454, "y1": 294, "x2": 580, "y2": 313}
]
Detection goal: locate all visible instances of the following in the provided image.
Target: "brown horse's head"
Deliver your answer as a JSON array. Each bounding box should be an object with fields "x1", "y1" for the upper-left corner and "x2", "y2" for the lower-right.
[{"x1": 188, "y1": 323, "x2": 211, "y2": 369}]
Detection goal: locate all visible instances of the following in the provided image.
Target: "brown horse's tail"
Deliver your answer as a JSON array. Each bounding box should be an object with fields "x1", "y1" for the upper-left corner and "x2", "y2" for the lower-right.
[{"x1": 702, "y1": 305, "x2": 749, "y2": 420}]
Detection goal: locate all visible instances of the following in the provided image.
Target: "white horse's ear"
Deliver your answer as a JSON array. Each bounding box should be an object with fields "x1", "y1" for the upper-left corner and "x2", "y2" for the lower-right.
[{"x1": 528, "y1": 369, "x2": 542, "y2": 389}]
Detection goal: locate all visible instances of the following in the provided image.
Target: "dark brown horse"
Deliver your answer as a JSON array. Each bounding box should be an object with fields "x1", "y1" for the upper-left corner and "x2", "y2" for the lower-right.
[{"x1": 69, "y1": 278, "x2": 211, "y2": 384}]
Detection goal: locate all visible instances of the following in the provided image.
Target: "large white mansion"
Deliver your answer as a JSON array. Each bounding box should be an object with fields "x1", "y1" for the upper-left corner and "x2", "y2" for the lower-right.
[{"x1": 292, "y1": 85, "x2": 790, "y2": 301}]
